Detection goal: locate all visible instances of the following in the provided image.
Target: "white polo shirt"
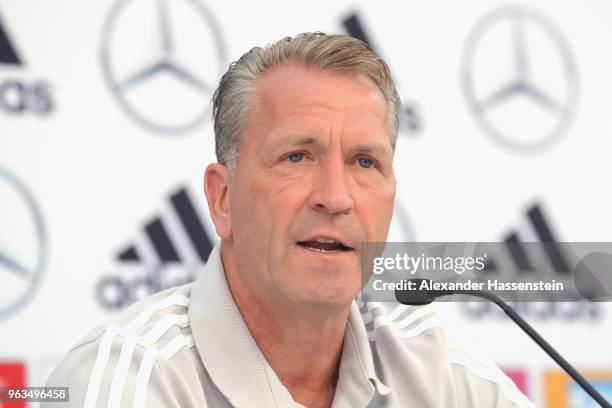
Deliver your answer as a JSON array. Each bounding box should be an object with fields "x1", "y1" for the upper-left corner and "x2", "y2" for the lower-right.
[{"x1": 44, "y1": 244, "x2": 534, "y2": 407}]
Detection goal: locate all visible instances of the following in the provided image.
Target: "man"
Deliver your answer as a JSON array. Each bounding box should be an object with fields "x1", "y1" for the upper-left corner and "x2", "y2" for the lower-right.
[{"x1": 45, "y1": 33, "x2": 533, "y2": 407}]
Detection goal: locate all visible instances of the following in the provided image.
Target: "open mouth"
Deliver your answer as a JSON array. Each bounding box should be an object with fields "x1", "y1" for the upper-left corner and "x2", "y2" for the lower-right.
[{"x1": 297, "y1": 238, "x2": 351, "y2": 253}]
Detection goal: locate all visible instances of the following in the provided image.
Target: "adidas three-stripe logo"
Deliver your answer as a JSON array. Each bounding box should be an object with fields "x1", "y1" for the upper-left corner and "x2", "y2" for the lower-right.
[
  {"x1": 117, "y1": 187, "x2": 214, "y2": 265},
  {"x1": 485, "y1": 203, "x2": 570, "y2": 274},
  {"x1": 84, "y1": 291, "x2": 194, "y2": 408},
  {"x1": 97, "y1": 187, "x2": 215, "y2": 310}
]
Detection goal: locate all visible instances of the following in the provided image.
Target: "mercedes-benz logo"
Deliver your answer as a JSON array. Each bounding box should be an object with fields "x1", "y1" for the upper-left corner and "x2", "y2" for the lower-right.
[
  {"x1": 0, "y1": 167, "x2": 47, "y2": 320},
  {"x1": 100, "y1": 0, "x2": 227, "y2": 134},
  {"x1": 461, "y1": 6, "x2": 578, "y2": 152}
]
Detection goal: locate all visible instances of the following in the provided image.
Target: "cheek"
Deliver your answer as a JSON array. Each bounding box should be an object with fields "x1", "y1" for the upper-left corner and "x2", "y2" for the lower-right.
[
  {"x1": 229, "y1": 177, "x2": 269, "y2": 244},
  {"x1": 260, "y1": 169, "x2": 314, "y2": 210},
  {"x1": 359, "y1": 185, "x2": 396, "y2": 236},
  {"x1": 236, "y1": 175, "x2": 307, "y2": 238}
]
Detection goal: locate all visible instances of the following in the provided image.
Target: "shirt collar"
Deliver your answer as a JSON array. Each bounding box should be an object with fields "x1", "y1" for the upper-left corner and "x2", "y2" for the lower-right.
[
  {"x1": 189, "y1": 243, "x2": 391, "y2": 407},
  {"x1": 341, "y1": 301, "x2": 392, "y2": 403}
]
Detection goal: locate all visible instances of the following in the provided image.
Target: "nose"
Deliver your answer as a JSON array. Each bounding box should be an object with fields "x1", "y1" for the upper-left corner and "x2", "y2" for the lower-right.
[{"x1": 308, "y1": 156, "x2": 354, "y2": 216}]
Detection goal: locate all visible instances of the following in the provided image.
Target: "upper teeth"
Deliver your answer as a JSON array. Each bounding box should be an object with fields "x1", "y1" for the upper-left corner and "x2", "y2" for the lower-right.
[{"x1": 316, "y1": 238, "x2": 339, "y2": 244}]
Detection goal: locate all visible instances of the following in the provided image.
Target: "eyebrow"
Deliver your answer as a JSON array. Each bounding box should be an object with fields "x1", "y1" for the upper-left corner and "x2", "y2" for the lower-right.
[
  {"x1": 274, "y1": 134, "x2": 318, "y2": 148},
  {"x1": 272, "y1": 134, "x2": 392, "y2": 159},
  {"x1": 349, "y1": 143, "x2": 392, "y2": 158}
]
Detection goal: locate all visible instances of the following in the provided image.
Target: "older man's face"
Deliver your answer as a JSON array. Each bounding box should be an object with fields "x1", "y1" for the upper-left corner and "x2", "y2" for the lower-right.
[{"x1": 229, "y1": 63, "x2": 396, "y2": 309}]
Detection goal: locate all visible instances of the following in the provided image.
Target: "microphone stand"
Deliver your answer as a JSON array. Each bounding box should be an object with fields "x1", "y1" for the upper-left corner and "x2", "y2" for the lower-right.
[{"x1": 448, "y1": 290, "x2": 611, "y2": 408}]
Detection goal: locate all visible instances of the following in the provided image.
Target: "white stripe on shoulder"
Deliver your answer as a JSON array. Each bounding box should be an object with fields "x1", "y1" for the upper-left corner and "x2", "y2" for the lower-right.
[
  {"x1": 106, "y1": 333, "x2": 139, "y2": 408},
  {"x1": 84, "y1": 325, "x2": 120, "y2": 408},
  {"x1": 160, "y1": 334, "x2": 196, "y2": 359},
  {"x1": 123, "y1": 294, "x2": 190, "y2": 333},
  {"x1": 133, "y1": 347, "x2": 158, "y2": 408},
  {"x1": 448, "y1": 346, "x2": 536, "y2": 408},
  {"x1": 83, "y1": 293, "x2": 191, "y2": 408},
  {"x1": 142, "y1": 314, "x2": 190, "y2": 345},
  {"x1": 372, "y1": 305, "x2": 437, "y2": 331},
  {"x1": 368, "y1": 316, "x2": 442, "y2": 342},
  {"x1": 107, "y1": 313, "x2": 190, "y2": 407},
  {"x1": 386, "y1": 304, "x2": 411, "y2": 322},
  {"x1": 132, "y1": 334, "x2": 196, "y2": 408}
]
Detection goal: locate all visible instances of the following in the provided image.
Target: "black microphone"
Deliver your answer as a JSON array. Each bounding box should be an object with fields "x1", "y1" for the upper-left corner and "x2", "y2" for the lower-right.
[{"x1": 395, "y1": 279, "x2": 611, "y2": 408}]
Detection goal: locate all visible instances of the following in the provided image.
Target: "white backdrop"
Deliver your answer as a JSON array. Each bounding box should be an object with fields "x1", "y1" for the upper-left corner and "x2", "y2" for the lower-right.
[{"x1": 1, "y1": 0, "x2": 612, "y2": 406}]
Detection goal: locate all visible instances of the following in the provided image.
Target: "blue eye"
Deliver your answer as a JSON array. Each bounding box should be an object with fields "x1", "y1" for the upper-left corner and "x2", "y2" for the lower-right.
[
  {"x1": 287, "y1": 152, "x2": 304, "y2": 163},
  {"x1": 357, "y1": 157, "x2": 375, "y2": 168}
]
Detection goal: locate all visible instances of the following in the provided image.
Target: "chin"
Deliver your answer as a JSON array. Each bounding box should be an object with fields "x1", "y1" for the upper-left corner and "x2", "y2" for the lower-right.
[{"x1": 291, "y1": 279, "x2": 360, "y2": 310}]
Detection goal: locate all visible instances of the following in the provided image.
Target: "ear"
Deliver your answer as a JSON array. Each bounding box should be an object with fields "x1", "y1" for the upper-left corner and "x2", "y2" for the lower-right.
[{"x1": 204, "y1": 163, "x2": 232, "y2": 239}]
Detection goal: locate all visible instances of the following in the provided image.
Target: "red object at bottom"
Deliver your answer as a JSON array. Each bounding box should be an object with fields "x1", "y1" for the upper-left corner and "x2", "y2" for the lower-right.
[{"x1": 0, "y1": 362, "x2": 26, "y2": 408}]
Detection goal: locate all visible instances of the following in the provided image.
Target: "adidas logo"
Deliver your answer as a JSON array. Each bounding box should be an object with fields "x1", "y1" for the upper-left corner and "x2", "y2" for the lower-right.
[
  {"x1": 482, "y1": 204, "x2": 571, "y2": 274},
  {"x1": 342, "y1": 11, "x2": 422, "y2": 135},
  {"x1": 0, "y1": 11, "x2": 54, "y2": 114},
  {"x1": 96, "y1": 187, "x2": 215, "y2": 310},
  {"x1": 461, "y1": 203, "x2": 601, "y2": 322}
]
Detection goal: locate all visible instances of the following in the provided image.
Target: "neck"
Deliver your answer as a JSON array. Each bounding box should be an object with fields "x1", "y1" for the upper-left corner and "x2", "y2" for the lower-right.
[{"x1": 221, "y1": 242, "x2": 350, "y2": 408}]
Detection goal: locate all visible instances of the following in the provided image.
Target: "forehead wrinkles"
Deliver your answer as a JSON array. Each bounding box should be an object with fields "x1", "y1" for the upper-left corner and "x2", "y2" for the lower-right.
[
  {"x1": 275, "y1": 109, "x2": 388, "y2": 158},
  {"x1": 292, "y1": 108, "x2": 347, "y2": 152},
  {"x1": 255, "y1": 65, "x2": 385, "y2": 117},
  {"x1": 252, "y1": 67, "x2": 389, "y2": 152}
]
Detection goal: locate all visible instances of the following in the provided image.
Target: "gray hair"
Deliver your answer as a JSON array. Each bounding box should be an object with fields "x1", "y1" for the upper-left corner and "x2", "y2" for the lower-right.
[{"x1": 211, "y1": 32, "x2": 400, "y2": 175}]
